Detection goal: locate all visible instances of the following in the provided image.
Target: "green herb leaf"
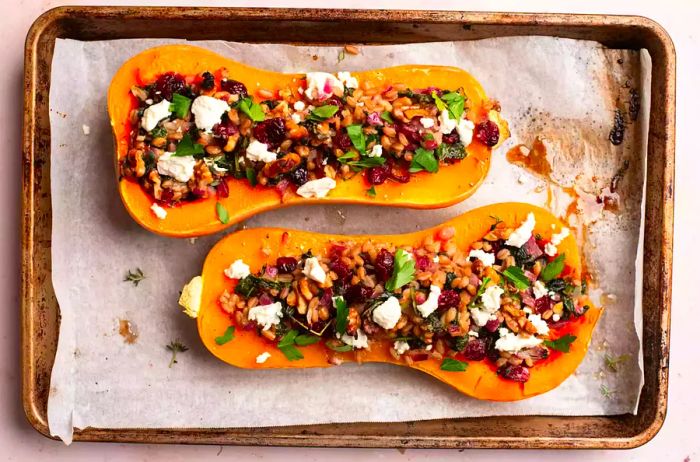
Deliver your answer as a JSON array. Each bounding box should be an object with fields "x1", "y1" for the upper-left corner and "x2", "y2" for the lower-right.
[
  {"x1": 541, "y1": 254, "x2": 566, "y2": 281},
  {"x1": 468, "y1": 277, "x2": 492, "y2": 308},
  {"x1": 440, "y1": 358, "x2": 468, "y2": 372},
  {"x1": 544, "y1": 334, "x2": 577, "y2": 353},
  {"x1": 344, "y1": 157, "x2": 386, "y2": 170},
  {"x1": 150, "y1": 126, "x2": 167, "y2": 138},
  {"x1": 173, "y1": 133, "x2": 205, "y2": 157},
  {"x1": 441, "y1": 91, "x2": 466, "y2": 120},
  {"x1": 215, "y1": 326, "x2": 236, "y2": 345},
  {"x1": 346, "y1": 124, "x2": 366, "y2": 153},
  {"x1": 238, "y1": 97, "x2": 265, "y2": 122},
  {"x1": 386, "y1": 249, "x2": 416, "y2": 292},
  {"x1": 278, "y1": 329, "x2": 299, "y2": 347},
  {"x1": 216, "y1": 202, "x2": 229, "y2": 224},
  {"x1": 502, "y1": 266, "x2": 530, "y2": 290},
  {"x1": 124, "y1": 267, "x2": 145, "y2": 286},
  {"x1": 604, "y1": 353, "x2": 631, "y2": 372},
  {"x1": 380, "y1": 111, "x2": 394, "y2": 124},
  {"x1": 337, "y1": 151, "x2": 356, "y2": 162},
  {"x1": 366, "y1": 186, "x2": 377, "y2": 197},
  {"x1": 294, "y1": 334, "x2": 321, "y2": 346},
  {"x1": 431, "y1": 91, "x2": 447, "y2": 112},
  {"x1": 245, "y1": 167, "x2": 257, "y2": 187},
  {"x1": 325, "y1": 340, "x2": 353, "y2": 352},
  {"x1": 171, "y1": 93, "x2": 192, "y2": 119},
  {"x1": 308, "y1": 105, "x2": 339, "y2": 122},
  {"x1": 600, "y1": 384, "x2": 614, "y2": 399},
  {"x1": 166, "y1": 340, "x2": 188, "y2": 368},
  {"x1": 436, "y1": 142, "x2": 467, "y2": 161},
  {"x1": 279, "y1": 345, "x2": 304, "y2": 361},
  {"x1": 277, "y1": 330, "x2": 304, "y2": 360},
  {"x1": 334, "y1": 296, "x2": 349, "y2": 335},
  {"x1": 409, "y1": 147, "x2": 439, "y2": 173}
]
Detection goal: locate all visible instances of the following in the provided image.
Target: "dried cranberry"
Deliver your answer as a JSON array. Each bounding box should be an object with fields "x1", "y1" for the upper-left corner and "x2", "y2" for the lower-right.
[
  {"x1": 329, "y1": 260, "x2": 351, "y2": 282},
  {"x1": 475, "y1": 120, "x2": 500, "y2": 147},
  {"x1": 289, "y1": 167, "x2": 308, "y2": 186},
  {"x1": 498, "y1": 364, "x2": 530, "y2": 382},
  {"x1": 388, "y1": 159, "x2": 410, "y2": 183},
  {"x1": 415, "y1": 255, "x2": 431, "y2": 271},
  {"x1": 396, "y1": 121, "x2": 422, "y2": 146},
  {"x1": 332, "y1": 130, "x2": 353, "y2": 151},
  {"x1": 200, "y1": 71, "x2": 215, "y2": 90},
  {"x1": 319, "y1": 288, "x2": 333, "y2": 307},
  {"x1": 220, "y1": 79, "x2": 248, "y2": 97},
  {"x1": 374, "y1": 248, "x2": 395, "y2": 282},
  {"x1": 534, "y1": 296, "x2": 552, "y2": 314},
  {"x1": 252, "y1": 117, "x2": 286, "y2": 148},
  {"x1": 366, "y1": 165, "x2": 389, "y2": 185},
  {"x1": 345, "y1": 284, "x2": 372, "y2": 304},
  {"x1": 523, "y1": 236, "x2": 543, "y2": 259},
  {"x1": 524, "y1": 346, "x2": 549, "y2": 361},
  {"x1": 212, "y1": 120, "x2": 238, "y2": 139},
  {"x1": 329, "y1": 243, "x2": 347, "y2": 259},
  {"x1": 443, "y1": 131, "x2": 459, "y2": 144},
  {"x1": 258, "y1": 293, "x2": 273, "y2": 305},
  {"x1": 276, "y1": 257, "x2": 298, "y2": 273},
  {"x1": 484, "y1": 318, "x2": 500, "y2": 333},
  {"x1": 437, "y1": 290, "x2": 460, "y2": 310},
  {"x1": 423, "y1": 139, "x2": 438, "y2": 150},
  {"x1": 463, "y1": 338, "x2": 487, "y2": 360},
  {"x1": 216, "y1": 181, "x2": 229, "y2": 198},
  {"x1": 325, "y1": 95, "x2": 343, "y2": 107},
  {"x1": 150, "y1": 72, "x2": 186, "y2": 102},
  {"x1": 362, "y1": 318, "x2": 381, "y2": 336}
]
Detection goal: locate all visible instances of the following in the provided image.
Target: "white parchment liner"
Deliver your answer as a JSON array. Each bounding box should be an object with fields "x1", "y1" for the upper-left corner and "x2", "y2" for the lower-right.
[{"x1": 46, "y1": 37, "x2": 649, "y2": 443}]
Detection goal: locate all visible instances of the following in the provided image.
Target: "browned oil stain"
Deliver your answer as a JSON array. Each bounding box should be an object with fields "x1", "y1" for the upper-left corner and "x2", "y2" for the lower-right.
[{"x1": 119, "y1": 319, "x2": 138, "y2": 344}]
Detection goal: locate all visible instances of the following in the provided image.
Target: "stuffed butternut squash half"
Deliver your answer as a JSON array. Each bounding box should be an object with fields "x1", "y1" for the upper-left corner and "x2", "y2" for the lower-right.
[
  {"x1": 182, "y1": 203, "x2": 601, "y2": 401},
  {"x1": 108, "y1": 45, "x2": 508, "y2": 237}
]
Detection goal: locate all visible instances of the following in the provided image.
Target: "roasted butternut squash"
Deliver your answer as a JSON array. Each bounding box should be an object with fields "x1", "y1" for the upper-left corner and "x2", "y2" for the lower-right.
[
  {"x1": 191, "y1": 203, "x2": 601, "y2": 401},
  {"x1": 108, "y1": 44, "x2": 508, "y2": 237}
]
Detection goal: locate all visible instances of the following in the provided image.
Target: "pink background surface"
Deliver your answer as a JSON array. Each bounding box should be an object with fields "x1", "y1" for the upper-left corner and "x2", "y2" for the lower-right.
[{"x1": 3, "y1": 1, "x2": 696, "y2": 460}]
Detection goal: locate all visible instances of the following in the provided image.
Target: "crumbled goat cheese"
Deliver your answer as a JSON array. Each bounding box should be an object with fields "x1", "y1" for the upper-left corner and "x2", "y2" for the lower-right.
[
  {"x1": 417, "y1": 285, "x2": 441, "y2": 318},
  {"x1": 178, "y1": 276, "x2": 203, "y2": 318},
  {"x1": 246, "y1": 139, "x2": 278, "y2": 163},
  {"x1": 341, "y1": 329, "x2": 369, "y2": 349},
  {"x1": 293, "y1": 100, "x2": 306, "y2": 111},
  {"x1": 157, "y1": 152, "x2": 196, "y2": 183},
  {"x1": 532, "y1": 280, "x2": 549, "y2": 299},
  {"x1": 302, "y1": 256, "x2": 326, "y2": 283},
  {"x1": 296, "y1": 177, "x2": 336, "y2": 199},
  {"x1": 367, "y1": 144, "x2": 383, "y2": 157},
  {"x1": 481, "y1": 285, "x2": 504, "y2": 313},
  {"x1": 470, "y1": 308, "x2": 491, "y2": 327},
  {"x1": 393, "y1": 340, "x2": 410, "y2": 355},
  {"x1": 191, "y1": 95, "x2": 230, "y2": 131},
  {"x1": 468, "y1": 249, "x2": 495, "y2": 267},
  {"x1": 256, "y1": 352, "x2": 272, "y2": 364},
  {"x1": 419, "y1": 117, "x2": 435, "y2": 129},
  {"x1": 495, "y1": 328, "x2": 543, "y2": 353},
  {"x1": 337, "y1": 71, "x2": 359, "y2": 89},
  {"x1": 150, "y1": 203, "x2": 167, "y2": 219},
  {"x1": 224, "y1": 259, "x2": 250, "y2": 279},
  {"x1": 438, "y1": 109, "x2": 457, "y2": 134},
  {"x1": 82, "y1": 124, "x2": 91, "y2": 135},
  {"x1": 141, "y1": 99, "x2": 172, "y2": 132},
  {"x1": 291, "y1": 113, "x2": 302, "y2": 124},
  {"x1": 527, "y1": 313, "x2": 550, "y2": 335},
  {"x1": 545, "y1": 227, "x2": 571, "y2": 256},
  {"x1": 552, "y1": 314, "x2": 561, "y2": 322},
  {"x1": 505, "y1": 212, "x2": 536, "y2": 247},
  {"x1": 544, "y1": 243, "x2": 558, "y2": 256},
  {"x1": 372, "y1": 296, "x2": 402, "y2": 329},
  {"x1": 468, "y1": 330, "x2": 479, "y2": 337},
  {"x1": 305, "y1": 72, "x2": 344, "y2": 100},
  {"x1": 456, "y1": 118, "x2": 475, "y2": 145},
  {"x1": 433, "y1": 255, "x2": 440, "y2": 263},
  {"x1": 248, "y1": 302, "x2": 283, "y2": 330}
]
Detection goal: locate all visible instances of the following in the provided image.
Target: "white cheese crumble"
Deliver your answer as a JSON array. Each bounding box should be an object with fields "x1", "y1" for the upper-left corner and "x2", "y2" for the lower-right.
[
  {"x1": 304, "y1": 72, "x2": 344, "y2": 100},
  {"x1": 456, "y1": 118, "x2": 475, "y2": 145},
  {"x1": 246, "y1": 139, "x2": 278, "y2": 163},
  {"x1": 527, "y1": 313, "x2": 550, "y2": 335},
  {"x1": 82, "y1": 124, "x2": 91, "y2": 135},
  {"x1": 393, "y1": 340, "x2": 410, "y2": 355},
  {"x1": 495, "y1": 328, "x2": 543, "y2": 353},
  {"x1": 419, "y1": 117, "x2": 435, "y2": 129},
  {"x1": 248, "y1": 302, "x2": 283, "y2": 330},
  {"x1": 224, "y1": 259, "x2": 250, "y2": 279},
  {"x1": 544, "y1": 243, "x2": 558, "y2": 257},
  {"x1": 532, "y1": 280, "x2": 549, "y2": 299},
  {"x1": 372, "y1": 296, "x2": 402, "y2": 329},
  {"x1": 337, "y1": 71, "x2": 359, "y2": 89},
  {"x1": 191, "y1": 95, "x2": 230, "y2": 131},
  {"x1": 291, "y1": 113, "x2": 302, "y2": 124},
  {"x1": 523, "y1": 307, "x2": 533, "y2": 315},
  {"x1": 157, "y1": 152, "x2": 196, "y2": 183},
  {"x1": 438, "y1": 109, "x2": 457, "y2": 134},
  {"x1": 545, "y1": 227, "x2": 571, "y2": 256},
  {"x1": 178, "y1": 276, "x2": 203, "y2": 318},
  {"x1": 293, "y1": 100, "x2": 306, "y2": 111},
  {"x1": 468, "y1": 330, "x2": 479, "y2": 337},
  {"x1": 470, "y1": 308, "x2": 491, "y2": 327},
  {"x1": 256, "y1": 352, "x2": 272, "y2": 364},
  {"x1": 302, "y1": 256, "x2": 326, "y2": 283},
  {"x1": 468, "y1": 249, "x2": 495, "y2": 267},
  {"x1": 141, "y1": 99, "x2": 172, "y2": 132},
  {"x1": 481, "y1": 285, "x2": 504, "y2": 313},
  {"x1": 150, "y1": 203, "x2": 167, "y2": 219},
  {"x1": 552, "y1": 313, "x2": 561, "y2": 322},
  {"x1": 432, "y1": 255, "x2": 440, "y2": 263},
  {"x1": 341, "y1": 329, "x2": 369, "y2": 349},
  {"x1": 367, "y1": 144, "x2": 383, "y2": 157},
  {"x1": 296, "y1": 177, "x2": 336, "y2": 199},
  {"x1": 505, "y1": 212, "x2": 536, "y2": 248},
  {"x1": 417, "y1": 285, "x2": 441, "y2": 318}
]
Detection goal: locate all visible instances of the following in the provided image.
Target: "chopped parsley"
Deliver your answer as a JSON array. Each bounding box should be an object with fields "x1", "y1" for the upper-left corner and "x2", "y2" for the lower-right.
[
  {"x1": 346, "y1": 124, "x2": 366, "y2": 152},
  {"x1": 215, "y1": 326, "x2": 236, "y2": 345},
  {"x1": 124, "y1": 267, "x2": 146, "y2": 286},
  {"x1": 541, "y1": 254, "x2": 566, "y2": 281},
  {"x1": 502, "y1": 266, "x2": 530, "y2": 290},
  {"x1": 385, "y1": 249, "x2": 416, "y2": 291},
  {"x1": 544, "y1": 334, "x2": 576, "y2": 352},
  {"x1": 216, "y1": 202, "x2": 229, "y2": 224},
  {"x1": 409, "y1": 147, "x2": 439, "y2": 173},
  {"x1": 440, "y1": 358, "x2": 468, "y2": 372},
  {"x1": 173, "y1": 133, "x2": 204, "y2": 157},
  {"x1": 238, "y1": 97, "x2": 265, "y2": 122}
]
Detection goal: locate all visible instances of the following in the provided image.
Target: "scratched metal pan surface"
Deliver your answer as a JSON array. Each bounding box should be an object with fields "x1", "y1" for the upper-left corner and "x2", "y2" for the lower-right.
[{"x1": 21, "y1": 6, "x2": 675, "y2": 448}]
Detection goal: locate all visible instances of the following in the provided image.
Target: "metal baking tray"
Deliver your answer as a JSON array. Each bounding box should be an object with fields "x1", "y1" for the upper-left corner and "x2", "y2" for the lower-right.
[{"x1": 21, "y1": 6, "x2": 675, "y2": 449}]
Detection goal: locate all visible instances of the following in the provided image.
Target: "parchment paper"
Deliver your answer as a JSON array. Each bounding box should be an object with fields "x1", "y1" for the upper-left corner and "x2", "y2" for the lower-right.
[{"x1": 46, "y1": 37, "x2": 649, "y2": 444}]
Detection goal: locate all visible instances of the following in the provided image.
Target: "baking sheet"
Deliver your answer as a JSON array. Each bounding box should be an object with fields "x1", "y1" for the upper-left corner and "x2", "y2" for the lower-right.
[{"x1": 46, "y1": 37, "x2": 649, "y2": 444}]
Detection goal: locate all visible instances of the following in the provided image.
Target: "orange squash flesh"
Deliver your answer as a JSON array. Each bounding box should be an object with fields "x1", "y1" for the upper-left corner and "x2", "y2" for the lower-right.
[
  {"x1": 197, "y1": 203, "x2": 601, "y2": 401},
  {"x1": 108, "y1": 45, "x2": 508, "y2": 237}
]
